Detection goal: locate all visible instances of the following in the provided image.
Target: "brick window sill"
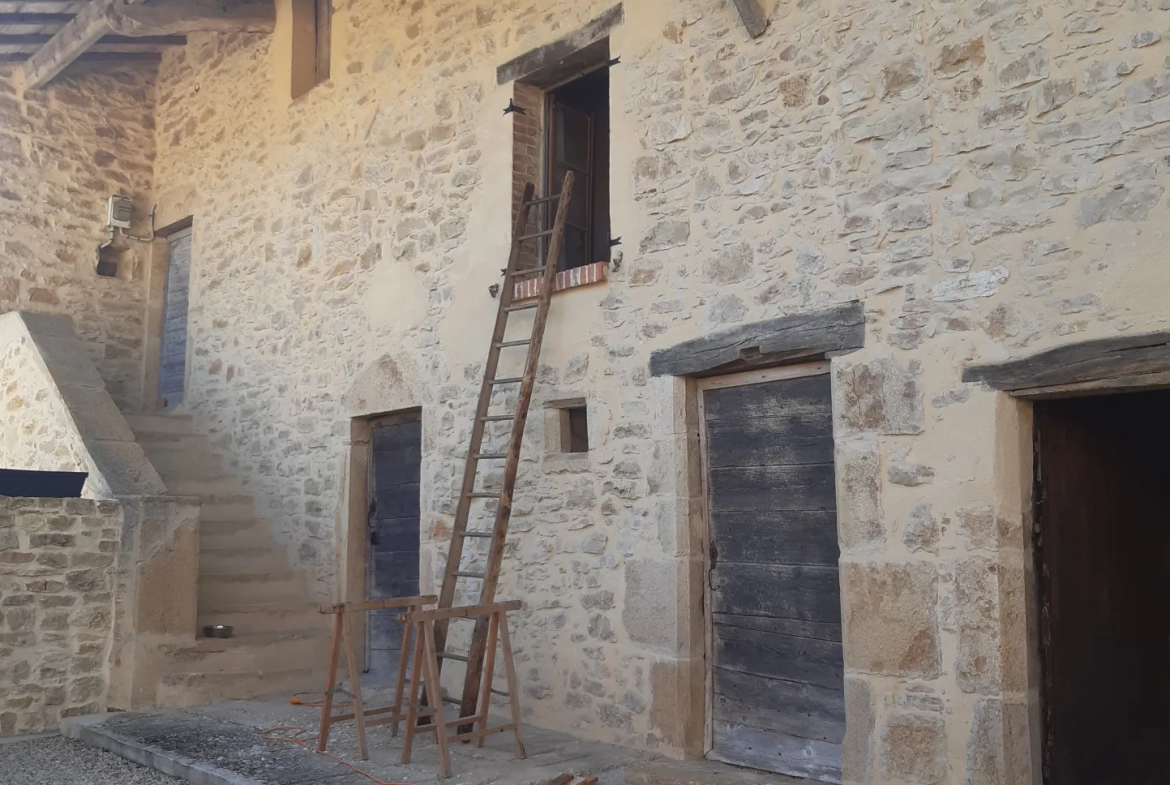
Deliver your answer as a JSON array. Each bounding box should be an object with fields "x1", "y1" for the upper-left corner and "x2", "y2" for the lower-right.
[{"x1": 513, "y1": 261, "x2": 608, "y2": 301}]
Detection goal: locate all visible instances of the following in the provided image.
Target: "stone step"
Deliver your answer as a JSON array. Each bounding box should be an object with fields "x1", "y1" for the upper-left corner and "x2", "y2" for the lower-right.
[
  {"x1": 165, "y1": 476, "x2": 239, "y2": 497},
  {"x1": 199, "y1": 496, "x2": 256, "y2": 523},
  {"x1": 156, "y1": 666, "x2": 320, "y2": 708},
  {"x1": 198, "y1": 600, "x2": 327, "y2": 636},
  {"x1": 199, "y1": 525, "x2": 273, "y2": 551},
  {"x1": 160, "y1": 630, "x2": 331, "y2": 672},
  {"x1": 198, "y1": 572, "x2": 307, "y2": 607},
  {"x1": 198, "y1": 548, "x2": 289, "y2": 575},
  {"x1": 141, "y1": 448, "x2": 224, "y2": 479},
  {"x1": 124, "y1": 413, "x2": 194, "y2": 436}
]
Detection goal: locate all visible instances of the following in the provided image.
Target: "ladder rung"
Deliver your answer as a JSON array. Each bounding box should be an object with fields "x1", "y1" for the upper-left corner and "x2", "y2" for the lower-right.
[
  {"x1": 473, "y1": 453, "x2": 507, "y2": 460},
  {"x1": 466, "y1": 491, "x2": 500, "y2": 499},
  {"x1": 459, "y1": 530, "x2": 494, "y2": 539},
  {"x1": 510, "y1": 266, "x2": 548, "y2": 279},
  {"x1": 525, "y1": 193, "x2": 561, "y2": 206},
  {"x1": 504, "y1": 302, "x2": 539, "y2": 313},
  {"x1": 495, "y1": 339, "x2": 531, "y2": 348},
  {"x1": 437, "y1": 652, "x2": 469, "y2": 662},
  {"x1": 518, "y1": 228, "x2": 555, "y2": 241},
  {"x1": 491, "y1": 688, "x2": 510, "y2": 697},
  {"x1": 489, "y1": 377, "x2": 523, "y2": 385},
  {"x1": 453, "y1": 571, "x2": 486, "y2": 579},
  {"x1": 479, "y1": 414, "x2": 515, "y2": 422},
  {"x1": 442, "y1": 695, "x2": 463, "y2": 704}
]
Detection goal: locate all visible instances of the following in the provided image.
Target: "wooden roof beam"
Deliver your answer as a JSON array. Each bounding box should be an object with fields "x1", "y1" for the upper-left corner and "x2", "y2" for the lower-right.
[
  {"x1": 732, "y1": 0, "x2": 769, "y2": 38},
  {"x1": 23, "y1": 0, "x2": 116, "y2": 89},
  {"x1": 23, "y1": 0, "x2": 273, "y2": 89}
]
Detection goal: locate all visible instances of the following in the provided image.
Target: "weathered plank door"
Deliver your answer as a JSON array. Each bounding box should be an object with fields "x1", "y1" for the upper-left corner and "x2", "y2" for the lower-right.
[
  {"x1": 701, "y1": 368, "x2": 844, "y2": 783},
  {"x1": 366, "y1": 412, "x2": 422, "y2": 679},
  {"x1": 1035, "y1": 393, "x2": 1170, "y2": 784},
  {"x1": 158, "y1": 228, "x2": 192, "y2": 406}
]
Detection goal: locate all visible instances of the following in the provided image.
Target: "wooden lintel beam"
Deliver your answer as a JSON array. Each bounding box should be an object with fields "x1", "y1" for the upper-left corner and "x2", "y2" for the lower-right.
[
  {"x1": 732, "y1": 0, "x2": 769, "y2": 38},
  {"x1": 110, "y1": 1, "x2": 275, "y2": 36}
]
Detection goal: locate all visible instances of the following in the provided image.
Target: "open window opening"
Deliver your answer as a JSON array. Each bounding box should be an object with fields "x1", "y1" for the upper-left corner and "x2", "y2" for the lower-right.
[
  {"x1": 545, "y1": 64, "x2": 610, "y2": 271},
  {"x1": 511, "y1": 38, "x2": 611, "y2": 277},
  {"x1": 545, "y1": 399, "x2": 590, "y2": 454}
]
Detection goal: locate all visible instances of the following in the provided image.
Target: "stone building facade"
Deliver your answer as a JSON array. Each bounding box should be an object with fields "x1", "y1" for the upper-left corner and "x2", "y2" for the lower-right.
[{"x1": 7, "y1": 0, "x2": 1170, "y2": 782}]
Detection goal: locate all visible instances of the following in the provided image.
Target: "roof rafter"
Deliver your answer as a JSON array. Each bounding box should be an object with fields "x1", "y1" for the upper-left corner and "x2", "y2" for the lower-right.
[{"x1": 23, "y1": 0, "x2": 273, "y2": 89}]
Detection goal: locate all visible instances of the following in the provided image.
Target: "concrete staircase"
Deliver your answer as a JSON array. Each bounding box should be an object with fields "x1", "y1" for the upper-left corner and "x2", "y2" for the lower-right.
[{"x1": 124, "y1": 412, "x2": 330, "y2": 707}]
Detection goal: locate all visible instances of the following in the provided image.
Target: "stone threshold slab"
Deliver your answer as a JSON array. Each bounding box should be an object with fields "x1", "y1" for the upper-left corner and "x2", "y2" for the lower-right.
[{"x1": 61, "y1": 711, "x2": 366, "y2": 785}]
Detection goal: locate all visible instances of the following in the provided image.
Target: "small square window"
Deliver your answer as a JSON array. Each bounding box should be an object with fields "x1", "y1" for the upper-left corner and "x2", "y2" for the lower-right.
[{"x1": 545, "y1": 399, "x2": 589, "y2": 454}]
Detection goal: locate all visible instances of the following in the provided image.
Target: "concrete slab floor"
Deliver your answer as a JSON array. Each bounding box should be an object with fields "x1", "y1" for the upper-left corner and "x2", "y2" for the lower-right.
[{"x1": 58, "y1": 689, "x2": 801, "y2": 785}]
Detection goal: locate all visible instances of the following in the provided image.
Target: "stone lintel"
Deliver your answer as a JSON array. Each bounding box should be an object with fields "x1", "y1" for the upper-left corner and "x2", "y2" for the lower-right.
[{"x1": 649, "y1": 301, "x2": 865, "y2": 378}]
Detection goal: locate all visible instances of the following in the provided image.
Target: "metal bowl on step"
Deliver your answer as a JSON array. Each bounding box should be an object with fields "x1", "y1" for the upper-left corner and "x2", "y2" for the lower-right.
[{"x1": 203, "y1": 624, "x2": 234, "y2": 639}]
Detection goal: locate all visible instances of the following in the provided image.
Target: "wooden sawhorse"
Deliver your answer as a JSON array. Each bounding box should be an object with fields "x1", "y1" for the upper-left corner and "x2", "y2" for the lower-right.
[
  {"x1": 316, "y1": 595, "x2": 437, "y2": 759},
  {"x1": 400, "y1": 600, "x2": 526, "y2": 778}
]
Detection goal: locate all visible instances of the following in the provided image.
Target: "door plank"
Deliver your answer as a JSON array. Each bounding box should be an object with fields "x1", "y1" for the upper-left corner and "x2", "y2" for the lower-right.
[
  {"x1": 712, "y1": 562, "x2": 841, "y2": 623},
  {"x1": 712, "y1": 612, "x2": 842, "y2": 643},
  {"x1": 714, "y1": 623, "x2": 844, "y2": 690},
  {"x1": 708, "y1": 464, "x2": 836, "y2": 512},
  {"x1": 713, "y1": 667, "x2": 844, "y2": 742},
  {"x1": 710, "y1": 509, "x2": 839, "y2": 566},
  {"x1": 702, "y1": 374, "x2": 831, "y2": 420},
  {"x1": 709, "y1": 721, "x2": 842, "y2": 784},
  {"x1": 705, "y1": 422, "x2": 834, "y2": 467}
]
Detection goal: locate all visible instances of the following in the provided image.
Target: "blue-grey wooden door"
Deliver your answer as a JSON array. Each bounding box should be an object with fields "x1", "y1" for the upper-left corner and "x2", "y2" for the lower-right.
[
  {"x1": 366, "y1": 414, "x2": 421, "y2": 679},
  {"x1": 159, "y1": 229, "x2": 191, "y2": 406},
  {"x1": 703, "y1": 373, "x2": 844, "y2": 783}
]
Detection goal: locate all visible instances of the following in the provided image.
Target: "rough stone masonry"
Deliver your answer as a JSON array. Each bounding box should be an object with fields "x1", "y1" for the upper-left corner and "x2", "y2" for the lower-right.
[
  {"x1": 0, "y1": 496, "x2": 121, "y2": 736},
  {"x1": 6, "y1": 0, "x2": 1170, "y2": 781}
]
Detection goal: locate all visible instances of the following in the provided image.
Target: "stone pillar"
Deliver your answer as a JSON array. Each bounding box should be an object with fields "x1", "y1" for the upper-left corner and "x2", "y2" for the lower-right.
[{"x1": 107, "y1": 495, "x2": 200, "y2": 710}]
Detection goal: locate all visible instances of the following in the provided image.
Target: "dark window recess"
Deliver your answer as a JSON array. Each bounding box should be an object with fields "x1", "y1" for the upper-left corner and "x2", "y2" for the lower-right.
[
  {"x1": 566, "y1": 406, "x2": 589, "y2": 453},
  {"x1": 546, "y1": 66, "x2": 610, "y2": 271}
]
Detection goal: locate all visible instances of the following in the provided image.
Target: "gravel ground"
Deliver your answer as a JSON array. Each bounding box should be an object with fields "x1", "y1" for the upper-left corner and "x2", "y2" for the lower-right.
[{"x1": 0, "y1": 735, "x2": 181, "y2": 785}]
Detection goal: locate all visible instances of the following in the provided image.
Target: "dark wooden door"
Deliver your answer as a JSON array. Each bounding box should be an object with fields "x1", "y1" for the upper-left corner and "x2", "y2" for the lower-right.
[
  {"x1": 366, "y1": 413, "x2": 421, "y2": 679},
  {"x1": 703, "y1": 372, "x2": 844, "y2": 783},
  {"x1": 1035, "y1": 392, "x2": 1170, "y2": 785},
  {"x1": 159, "y1": 228, "x2": 191, "y2": 406}
]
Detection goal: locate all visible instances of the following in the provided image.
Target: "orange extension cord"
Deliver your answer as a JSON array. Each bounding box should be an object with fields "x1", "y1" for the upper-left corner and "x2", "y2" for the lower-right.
[{"x1": 258, "y1": 692, "x2": 416, "y2": 785}]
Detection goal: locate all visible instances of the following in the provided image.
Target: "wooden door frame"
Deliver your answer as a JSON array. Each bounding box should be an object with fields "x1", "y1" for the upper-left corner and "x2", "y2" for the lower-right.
[
  {"x1": 345, "y1": 408, "x2": 422, "y2": 670},
  {"x1": 693, "y1": 360, "x2": 832, "y2": 755}
]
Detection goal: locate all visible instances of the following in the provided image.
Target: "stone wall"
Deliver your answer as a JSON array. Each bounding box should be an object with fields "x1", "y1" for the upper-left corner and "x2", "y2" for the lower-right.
[
  {"x1": 0, "y1": 496, "x2": 121, "y2": 736},
  {"x1": 0, "y1": 65, "x2": 156, "y2": 410},
  {"x1": 138, "y1": 0, "x2": 1170, "y2": 776},
  {"x1": 0, "y1": 311, "x2": 165, "y2": 500}
]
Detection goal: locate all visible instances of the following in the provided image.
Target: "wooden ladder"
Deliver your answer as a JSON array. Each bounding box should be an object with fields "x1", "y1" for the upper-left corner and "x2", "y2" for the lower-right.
[{"x1": 432, "y1": 171, "x2": 576, "y2": 724}]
